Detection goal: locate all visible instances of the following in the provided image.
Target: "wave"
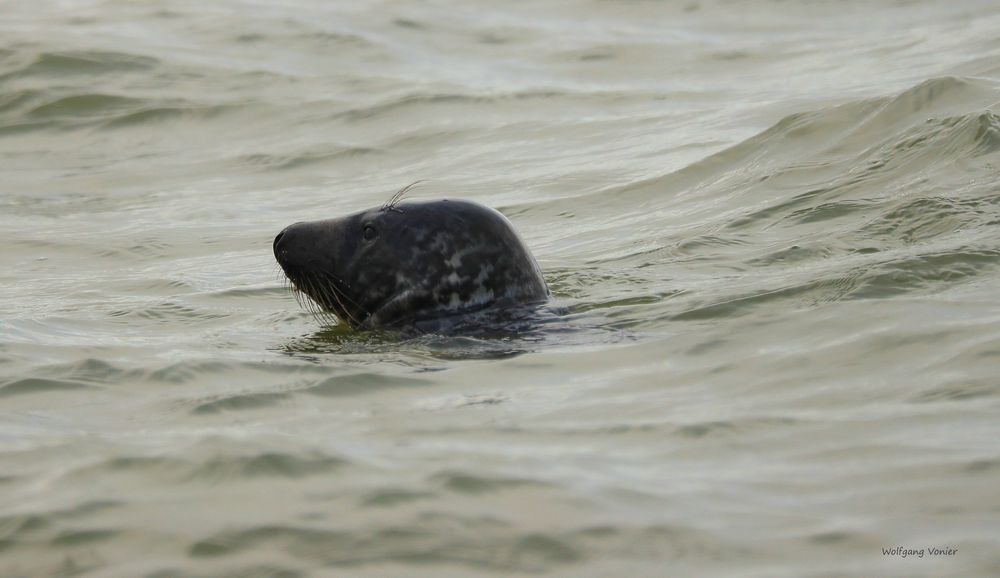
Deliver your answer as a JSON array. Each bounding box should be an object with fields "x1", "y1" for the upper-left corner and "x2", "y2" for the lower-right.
[
  {"x1": 62, "y1": 451, "x2": 347, "y2": 483},
  {"x1": 550, "y1": 76, "x2": 1000, "y2": 322},
  {"x1": 0, "y1": 50, "x2": 158, "y2": 80}
]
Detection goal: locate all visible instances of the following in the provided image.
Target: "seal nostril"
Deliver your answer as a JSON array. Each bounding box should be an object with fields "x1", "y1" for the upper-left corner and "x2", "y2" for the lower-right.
[{"x1": 274, "y1": 223, "x2": 307, "y2": 262}]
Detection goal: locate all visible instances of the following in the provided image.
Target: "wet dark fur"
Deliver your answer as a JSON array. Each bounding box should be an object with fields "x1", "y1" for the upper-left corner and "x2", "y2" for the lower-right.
[{"x1": 274, "y1": 195, "x2": 549, "y2": 330}]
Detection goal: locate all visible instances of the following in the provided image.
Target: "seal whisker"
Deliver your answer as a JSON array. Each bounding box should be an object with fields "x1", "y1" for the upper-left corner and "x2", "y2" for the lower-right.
[
  {"x1": 285, "y1": 270, "x2": 355, "y2": 327},
  {"x1": 305, "y1": 276, "x2": 341, "y2": 326},
  {"x1": 306, "y1": 278, "x2": 329, "y2": 314},
  {"x1": 317, "y1": 271, "x2": 367, "y2": 327},
  {"x1": 289, "y1": 281, "x2": 305, "y2": 308},
  {"x1": 295, "y1": 276, "x2": 319, "y2": 313},
  {"x1": 321, "y1": 271, "x2": 366, "y2": 311},
  {"x1": 301, "y1": 271, "x2": 345, "y2": 325},
  {"x1": 383, "y1": 180, "x2": 427, "y2": 212},
  {"x1": 291, "y1": 280, "x2": 312, "y2": 313}
]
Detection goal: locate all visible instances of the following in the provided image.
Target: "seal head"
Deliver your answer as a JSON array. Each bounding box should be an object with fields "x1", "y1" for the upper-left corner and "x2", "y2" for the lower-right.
[{"x1": 273, "y1": 199, "x2": 549, "y2": 330}]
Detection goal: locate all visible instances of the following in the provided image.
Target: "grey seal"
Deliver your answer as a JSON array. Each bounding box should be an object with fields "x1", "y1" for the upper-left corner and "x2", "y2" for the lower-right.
[{"x1": 273, "y1": 194, "x2": 549, "y2": 331}]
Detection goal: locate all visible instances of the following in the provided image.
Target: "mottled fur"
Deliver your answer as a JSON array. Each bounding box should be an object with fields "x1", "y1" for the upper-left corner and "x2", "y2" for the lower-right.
[{"x1": 274, "y1": 198, "x2": 548, "y2": 330}]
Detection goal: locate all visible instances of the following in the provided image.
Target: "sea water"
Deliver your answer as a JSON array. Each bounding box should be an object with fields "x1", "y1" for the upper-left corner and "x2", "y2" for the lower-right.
[{"x1": 2, "y1": 1, "x2": 1000, "y2": 576}]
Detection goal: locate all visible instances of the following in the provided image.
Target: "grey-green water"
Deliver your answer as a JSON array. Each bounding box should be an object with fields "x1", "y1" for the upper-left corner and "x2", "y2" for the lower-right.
[{"x1": 3, "y1": 1, "x2": 1000, "y2": 577}]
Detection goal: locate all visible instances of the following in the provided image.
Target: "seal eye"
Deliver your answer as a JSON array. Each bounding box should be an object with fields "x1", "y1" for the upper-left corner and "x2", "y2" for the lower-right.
[{"x1": 363, "y1": 225, "x2": 377, "y2": 241}]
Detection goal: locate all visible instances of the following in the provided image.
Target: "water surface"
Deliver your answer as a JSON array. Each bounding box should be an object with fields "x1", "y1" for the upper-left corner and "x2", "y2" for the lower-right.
[{"x1": 2, "y1": 1, "x2": 1000, "y2": 576}]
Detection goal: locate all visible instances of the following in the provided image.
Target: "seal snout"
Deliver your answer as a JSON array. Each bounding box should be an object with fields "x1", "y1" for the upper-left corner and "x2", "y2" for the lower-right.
[
  {"x1": 273, "y1": 229, "x2": 286, "y2": 254},
  {"x1": 273, "y1": 222, "x2": 304, "y2": 264}
]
